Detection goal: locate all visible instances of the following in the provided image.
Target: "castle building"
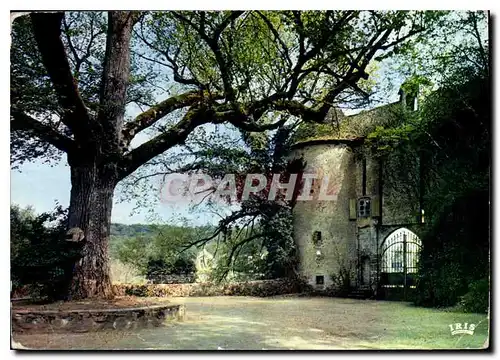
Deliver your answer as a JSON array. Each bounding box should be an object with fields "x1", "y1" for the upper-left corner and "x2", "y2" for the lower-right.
[{"x1": 289, "y1": 88, "x2": 425, "y2": 300}]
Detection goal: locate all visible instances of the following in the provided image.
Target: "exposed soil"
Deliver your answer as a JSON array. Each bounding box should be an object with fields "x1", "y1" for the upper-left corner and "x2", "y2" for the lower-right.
[{"x1": 11, "y1": 296, "x2": 171, "y2": 311}]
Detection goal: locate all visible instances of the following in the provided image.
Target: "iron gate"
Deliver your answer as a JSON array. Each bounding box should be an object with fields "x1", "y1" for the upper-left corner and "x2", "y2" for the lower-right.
[{"x1": 380, "y1": 228, "x2": 421, "y2": 300}]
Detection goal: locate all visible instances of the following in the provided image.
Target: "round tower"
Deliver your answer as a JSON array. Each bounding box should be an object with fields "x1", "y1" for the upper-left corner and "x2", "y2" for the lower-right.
[{"x1": 289, "y1": 139, "x2": 362, "y2": 290}]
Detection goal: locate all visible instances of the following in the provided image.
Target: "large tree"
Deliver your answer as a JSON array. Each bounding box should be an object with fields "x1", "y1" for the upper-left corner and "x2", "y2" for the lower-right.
[{"x1": 11, "y1": 10, "x2": 437, "y2": 299}]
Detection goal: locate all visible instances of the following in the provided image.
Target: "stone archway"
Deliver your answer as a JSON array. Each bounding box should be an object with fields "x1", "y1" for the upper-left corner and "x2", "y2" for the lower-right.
[{"x1": 379, "y1": 228, "x2": 421, "y2": 301}]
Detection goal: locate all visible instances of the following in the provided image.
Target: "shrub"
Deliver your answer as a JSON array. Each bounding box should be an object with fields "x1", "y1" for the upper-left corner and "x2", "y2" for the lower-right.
[
  {"x1": 10, "y1": 205, "x2": 83, "y2": 301},
  {"x1": 327, "y1": 257, "x2": 356, "y2": 297},
  {"x1": 414, "y1": 260, "x2": 466, "y2": 308},
  {"x1": 460, "y1": 278, "x2": 489, "y2": 314},
  {"x1": 145, "y1": 256, "x2": 196, "y2": 284}
]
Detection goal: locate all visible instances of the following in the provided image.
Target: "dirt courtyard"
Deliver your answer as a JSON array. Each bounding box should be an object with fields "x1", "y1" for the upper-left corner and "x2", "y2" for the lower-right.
[{"x1": 13, "y1": 296, "x2": 489, "y2": 350}]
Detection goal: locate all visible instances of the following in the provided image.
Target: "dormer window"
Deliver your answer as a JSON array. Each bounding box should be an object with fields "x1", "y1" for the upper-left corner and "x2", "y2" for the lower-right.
[{"x1": 358, "y1": 197, "x2": 371, "y2": 218}]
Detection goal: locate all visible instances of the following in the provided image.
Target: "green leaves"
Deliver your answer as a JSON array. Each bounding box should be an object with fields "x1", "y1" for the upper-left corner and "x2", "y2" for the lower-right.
[
  {"x1": 112, "y1": 224, "x2": 206, "y2": 276},
  {"x1": 10, "y1": 204, "x2": 77, "y2": 301},
  {"x1": 366, "y1": 124, "x2": 415, "y2": 155},
  {"x1": 374, "y1": 69, "x2": 490, "y2": 310}
]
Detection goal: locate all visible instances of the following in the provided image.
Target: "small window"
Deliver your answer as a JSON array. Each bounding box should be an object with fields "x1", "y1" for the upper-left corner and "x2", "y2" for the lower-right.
[
  {"x1": 316, "y1": 275, "x2": 324, "y2": 285},
  {"x1": 358, "y1": 197, "x2": 371, "y2": 218},
  {"x1": 312, "y1": 231, "x2": 322, "y2": 246}
]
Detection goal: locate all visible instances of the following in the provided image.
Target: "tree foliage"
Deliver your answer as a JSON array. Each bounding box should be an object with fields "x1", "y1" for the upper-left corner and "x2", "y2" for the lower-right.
[
  {"x1": 12, "y1": 11, "x2": 436, "y2": 172},
  {"x1": 366, "y1": 11, "x2": 489, "y2": 311},
  {"x1": 112, "y1": 224, "x2": 206, "y2": 279},
  {"x1": 10, "y1": 205, "x2": 86, "y2": 301}
]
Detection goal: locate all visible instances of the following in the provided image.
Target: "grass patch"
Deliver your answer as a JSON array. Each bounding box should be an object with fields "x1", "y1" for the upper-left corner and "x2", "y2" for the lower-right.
[{"x1": 354, "y1": 301, "x2": 489, "y2": 349}]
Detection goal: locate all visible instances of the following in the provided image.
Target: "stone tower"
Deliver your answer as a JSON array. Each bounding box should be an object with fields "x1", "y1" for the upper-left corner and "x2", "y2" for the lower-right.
[{"x1": 289, "y1": 95, "x2": 424, "y2": 298}]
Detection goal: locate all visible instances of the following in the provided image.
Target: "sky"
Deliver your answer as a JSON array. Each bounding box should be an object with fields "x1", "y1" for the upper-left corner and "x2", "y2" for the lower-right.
[{"x1": 10, "y1": 156, "x2": 225, "y2": 225}]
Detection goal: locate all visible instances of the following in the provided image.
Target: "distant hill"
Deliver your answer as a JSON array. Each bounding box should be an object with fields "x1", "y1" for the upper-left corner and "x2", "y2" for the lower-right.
[{"x1": 108, "y1": 223, "x2": 216, "y2": 260}]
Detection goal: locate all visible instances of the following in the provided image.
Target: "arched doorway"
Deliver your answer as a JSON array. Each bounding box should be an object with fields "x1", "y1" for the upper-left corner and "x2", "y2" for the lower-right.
[{"x1": 379, "y1": 228, "x2": 421, "y2": 300}]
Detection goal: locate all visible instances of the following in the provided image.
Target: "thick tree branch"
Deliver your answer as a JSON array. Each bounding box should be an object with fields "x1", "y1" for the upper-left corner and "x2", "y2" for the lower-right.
[
  {"x1": 11, "y1": 111, "x2": 76, "y2": 153},
  {"x1": 245, "y1": 93, "x2": 324, "y2": 124},
  {"x1": 97, "y1": 11, "x2": 135, "y2": 153},
  {"x1": 123, "y1": 90, "x2": 226, "y2": 144},
  {"x1": 30, "y1": 12, "x2": 91, "y2": 138},
  {"x1": 211, "y1": 98, "x2": 324, "y2": 132},
  {"x1": 118, "y1": 105, "x2": 213, "y2": 179},
  {"x1": 122, "y1": 90, "x2": 214, "y2": 141}
]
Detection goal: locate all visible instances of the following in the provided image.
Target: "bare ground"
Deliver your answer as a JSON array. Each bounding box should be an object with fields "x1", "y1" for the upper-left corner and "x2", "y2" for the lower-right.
[{"x1": 12, "y1": 296, "x2": 489, "y2": 350}]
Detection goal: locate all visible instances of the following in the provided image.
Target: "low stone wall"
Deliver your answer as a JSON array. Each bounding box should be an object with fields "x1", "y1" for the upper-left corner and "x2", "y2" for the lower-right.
[
  {"x1": 114, "y1": 278, "x2": 304, "y2": 298},
  {"x1": 12, "y1": 304, "x2": 185, "y2": 334},
  {"x1": 147, "y1": 273, "x2": 196, "y2": 284}
]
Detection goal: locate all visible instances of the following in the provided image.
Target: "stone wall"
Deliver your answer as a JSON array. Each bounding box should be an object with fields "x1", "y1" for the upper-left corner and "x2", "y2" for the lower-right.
[
  {"x1": 114, "y1": 278, "x2": 303, "y2": 298},
  {"x1": 12, "y1": 278, "x2": 306, "y2": 301},
  {"x1": 12, "y1": 304, "x2": 185, "y2": 333},
  {"x1": 147, "y1": 273, "x2": 195, "y2": 284}
]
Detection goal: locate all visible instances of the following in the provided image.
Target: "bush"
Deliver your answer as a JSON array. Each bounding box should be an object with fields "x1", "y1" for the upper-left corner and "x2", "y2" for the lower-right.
[
  {"x1": 414, "y1": 190, "x2": 489, "y2": 309},
  {"x1": 327, "y1": 256, "x2": 356, "y2": 297},
  {"x1": 460, "y1": 278, "x2": 489, "y2": 314},
  {"x1": 11, "y1": 205, "x2": 83, "y2": 301},
  {"x1": 145, "y1": 256, "x2": 196, "y2": 284},
  {"x1": 414, "y1": 260, "x2": 466, "y2": 308},
  {"x1": 112, "y1": 227, "x2": 198, "y2": 282}
]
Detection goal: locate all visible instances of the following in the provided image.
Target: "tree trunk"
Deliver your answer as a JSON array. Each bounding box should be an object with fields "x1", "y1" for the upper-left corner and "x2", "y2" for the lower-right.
[
  {"x1": 67, "y1": 162, "x2": 117, "y2": 299},
  {"x1": 62, "y1": 12, "x2": 135, "y2": 300}
]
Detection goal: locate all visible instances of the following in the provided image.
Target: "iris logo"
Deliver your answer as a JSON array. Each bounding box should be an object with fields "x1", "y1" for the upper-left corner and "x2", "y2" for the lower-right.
[{"x1": 449, "y1": 323, "x2": 476, "y2": 336}]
